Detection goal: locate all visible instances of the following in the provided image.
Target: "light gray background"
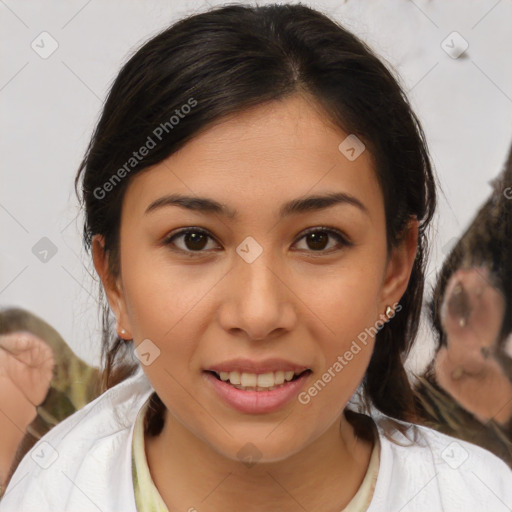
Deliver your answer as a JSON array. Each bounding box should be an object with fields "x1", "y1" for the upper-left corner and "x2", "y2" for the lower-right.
[{"x1": 1, "y1": 0, "x2": 511, "y2": 374}]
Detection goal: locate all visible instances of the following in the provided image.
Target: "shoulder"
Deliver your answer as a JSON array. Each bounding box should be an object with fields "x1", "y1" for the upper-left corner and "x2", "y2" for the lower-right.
[
  {"x1": 0, "y1": 366, "x2": 153, "y2": 512},
  {"x1": 369, "y1": 412, "x2": 512, "y2": 512}
]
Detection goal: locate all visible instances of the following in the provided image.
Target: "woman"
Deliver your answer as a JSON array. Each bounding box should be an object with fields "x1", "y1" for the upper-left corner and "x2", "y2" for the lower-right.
[{"x1": 1, "y1": 3, "x2": 511, "y2": 511}]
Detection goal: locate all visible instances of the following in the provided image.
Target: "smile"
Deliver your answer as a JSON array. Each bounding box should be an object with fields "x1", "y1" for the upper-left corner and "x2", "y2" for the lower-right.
[
  {"x1": 203, "y1": 369, "x2": 312, "y2": 414},
  {"x1": 210, "y1": 369, "x2": 309, "y2": 391}
]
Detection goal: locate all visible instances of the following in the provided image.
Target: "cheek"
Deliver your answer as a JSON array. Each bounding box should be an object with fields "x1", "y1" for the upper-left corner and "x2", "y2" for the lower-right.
[
  {"x1": 297, "y1": 271, "x2": 382, "y2": 404},
  {"x1": 310, "y1": 263, "x2": 383, "y2": 336},
  {"x1": 121, "y1": 241, "x2": 213, "y2": 341},
  {"x1": 120, "y1": 246, "x2": 211, "y2": 392},
  {"x1": 296, "y1": 331, "x2": 375, "y2": 432}
]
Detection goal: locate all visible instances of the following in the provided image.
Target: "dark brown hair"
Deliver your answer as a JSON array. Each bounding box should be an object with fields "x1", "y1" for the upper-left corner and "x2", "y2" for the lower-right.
[{"x1": 74, "y1": 2, "x2": 437, "y2": 436}]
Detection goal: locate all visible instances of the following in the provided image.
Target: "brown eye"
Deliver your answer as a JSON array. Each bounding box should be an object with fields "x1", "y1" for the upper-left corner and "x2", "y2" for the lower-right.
[
  {"x1": 294, "y1": 227, "x2": 351, "y2": 253},
  {"x1": 164, "y1": 228, "x2": 218, "y2": 253},
  {"x1": 305, "y1": 231, "x2": 329, "y2": 251},
  {"x1": 182, "y1": 231, "x2": 208, "y2": 251},
  {"x1": 163, "y1": 226, "x2": 351, "y2": 256}
]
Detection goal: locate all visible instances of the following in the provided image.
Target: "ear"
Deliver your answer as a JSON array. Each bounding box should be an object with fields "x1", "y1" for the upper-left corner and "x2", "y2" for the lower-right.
[
  {"x1": 91, "y1": 234, "x2": 133, "y2": 339},
  {"x1": 378, "y1": 217, "x2": 419, "y2": 313}
]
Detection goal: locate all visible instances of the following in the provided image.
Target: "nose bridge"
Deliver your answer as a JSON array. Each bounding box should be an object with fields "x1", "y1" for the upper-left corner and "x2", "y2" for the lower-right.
[
  {"x1": 237, "y1": 241, "x2": 281, "y2": 305},
  {"x1": 225, "y1": 238, "x2": 293, "y2": 340}
]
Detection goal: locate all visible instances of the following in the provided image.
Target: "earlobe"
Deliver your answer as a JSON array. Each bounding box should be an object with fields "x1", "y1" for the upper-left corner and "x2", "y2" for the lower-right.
[
  {"x1": 380, "y1": 217, "x2": 419, "y2": 308},
  {"x1": 91, "y1": 234, "x2": 133, "y2": 338}
]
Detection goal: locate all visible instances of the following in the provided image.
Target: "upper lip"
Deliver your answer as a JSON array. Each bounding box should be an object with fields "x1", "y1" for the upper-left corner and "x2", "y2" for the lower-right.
[{"x1": 205, "y1": 358, "x2": 310, "y2": 375}]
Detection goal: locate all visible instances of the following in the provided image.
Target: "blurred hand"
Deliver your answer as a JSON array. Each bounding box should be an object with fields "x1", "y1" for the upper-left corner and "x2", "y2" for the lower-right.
[
  {"x1": 0, "y1": 331, "x2": 55, "y2": 488},
  {"x1": 0, "y1": 331, "x2": 54, "y2": 411}
]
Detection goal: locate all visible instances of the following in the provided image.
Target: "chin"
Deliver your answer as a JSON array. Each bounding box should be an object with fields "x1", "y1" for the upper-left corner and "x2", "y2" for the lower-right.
[{"x1": 206, "y1": 430, "x2": 309, "y2": 466}]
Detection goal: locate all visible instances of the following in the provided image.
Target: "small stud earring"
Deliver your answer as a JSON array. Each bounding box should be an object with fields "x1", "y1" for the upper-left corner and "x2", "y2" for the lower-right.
[
  {"x1": 385, "y1": 306, "x2": 393, "y2": 319},
  {"x1": 121, "y1": 329, "x2": 126, "y2": 335}
]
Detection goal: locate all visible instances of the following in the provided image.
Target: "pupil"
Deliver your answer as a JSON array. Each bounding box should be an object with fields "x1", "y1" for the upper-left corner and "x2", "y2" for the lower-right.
[
  {"x1": 307, "y1": 232, "x2": 327, "y2": 250},
  {"x1": 186, "y1": 232, "x2": 207, "y2": 251}
]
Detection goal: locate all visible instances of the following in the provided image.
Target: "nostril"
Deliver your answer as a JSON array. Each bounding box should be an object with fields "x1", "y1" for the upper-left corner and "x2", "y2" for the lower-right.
[{"x1": 447, "y1": 280, "x2": 471, "y2": 325}]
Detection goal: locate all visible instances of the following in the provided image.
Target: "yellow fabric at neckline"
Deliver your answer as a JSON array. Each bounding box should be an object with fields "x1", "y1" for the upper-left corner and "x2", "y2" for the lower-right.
[
  {"x1": 132, "y1": 397, "x2": 169, "y2": 512},
  {"x1": 132, "y1": 397, "x2": 380, "y2": 512}
]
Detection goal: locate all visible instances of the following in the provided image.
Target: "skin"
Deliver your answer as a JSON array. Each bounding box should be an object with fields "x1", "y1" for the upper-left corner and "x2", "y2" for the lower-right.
[
  {"x1": 0, "y1": 332, "x2": 54, "y2": 488},
  {"x1": 435, "y1": 266, "x2": 512, "y2": 425},
  {"x1": 93, "y1": 94, "x2": 418, "y2": 512}
]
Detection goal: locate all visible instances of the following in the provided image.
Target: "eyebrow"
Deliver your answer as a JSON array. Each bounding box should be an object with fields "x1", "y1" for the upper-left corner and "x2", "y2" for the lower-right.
[{"x1": 144, "y1": 192, "x2": 369, "y2": 219}]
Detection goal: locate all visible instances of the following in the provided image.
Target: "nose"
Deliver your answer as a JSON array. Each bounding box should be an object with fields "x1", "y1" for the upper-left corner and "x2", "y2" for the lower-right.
[{"x1": 217, "y1": 251, "x2": 297, "y2": 341}]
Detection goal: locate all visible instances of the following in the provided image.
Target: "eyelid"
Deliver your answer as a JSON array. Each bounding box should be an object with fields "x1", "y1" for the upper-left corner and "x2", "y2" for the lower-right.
[
  {"x1": 298, "y1": 226, "x2": 352, "y2": 245},
  {"x1": 162, "y1": 225, "x2": 352, "y2": 255},
  {"x1": 292, "y1": 226, "x2": 353, "y2": 255},
  {"x1": 162, "y1": 227, "x2": 220, "y2": 252}
]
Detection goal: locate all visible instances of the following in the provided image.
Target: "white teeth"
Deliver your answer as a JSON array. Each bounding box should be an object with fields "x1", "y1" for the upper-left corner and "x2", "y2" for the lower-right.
[
  {"x1": 216, "y1": 369, "x2": 303, "y2": 389},
  {"x1": 229, "y1": 371, "x2": 241, "y2": 385},
  {"x1": 240, "y1": 373, "x2": 257, "y2": 387},
  {"x1": 274, "y1": 370, "x2": 285, "y2": 385},
  {"x1": 257, "y1": 373, "x2": 275, "y2": 387}
]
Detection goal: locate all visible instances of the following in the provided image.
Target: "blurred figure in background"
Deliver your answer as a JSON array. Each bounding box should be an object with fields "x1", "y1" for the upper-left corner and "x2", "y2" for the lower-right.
[
  {"x1": 415, "y1": 144, "x2": 512, "y2": 467},
  {"x1": 0, "y1": 307, "x2": 100, "y2": 496}
]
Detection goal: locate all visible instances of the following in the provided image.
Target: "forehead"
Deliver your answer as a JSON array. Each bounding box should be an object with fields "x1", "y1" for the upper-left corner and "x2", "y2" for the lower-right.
[
  {"x1": 174, "y1": 95, "x2": 358, "y2": 168},
  {"x1": 122, "y1": 94, "x2": 382, "y2": 221}
]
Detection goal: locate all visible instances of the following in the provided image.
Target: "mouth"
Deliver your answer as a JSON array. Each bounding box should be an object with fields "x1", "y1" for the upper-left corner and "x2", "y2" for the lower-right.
[
  {"x1": 203, "y1": 367, "x2": 313, "y2": 414},
  {"x1": 204, "y1": 369, "x2": 312, "y2": 392}
]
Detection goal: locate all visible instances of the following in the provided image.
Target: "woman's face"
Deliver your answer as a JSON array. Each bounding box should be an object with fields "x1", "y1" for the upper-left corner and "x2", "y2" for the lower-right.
[{"x1": 94, "y1": 94, "x2": 416, "y2": 463}]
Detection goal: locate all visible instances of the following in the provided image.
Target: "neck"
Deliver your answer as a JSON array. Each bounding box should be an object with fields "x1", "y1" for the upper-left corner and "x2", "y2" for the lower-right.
[{"x1": 145, "y1": 408, "x2": 375, "y2": 512}]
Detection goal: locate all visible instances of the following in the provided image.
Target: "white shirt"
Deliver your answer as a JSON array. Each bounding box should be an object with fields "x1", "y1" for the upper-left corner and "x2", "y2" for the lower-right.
[{"x1": 1, "y1": 365, "x2": 511, "y2": 512}]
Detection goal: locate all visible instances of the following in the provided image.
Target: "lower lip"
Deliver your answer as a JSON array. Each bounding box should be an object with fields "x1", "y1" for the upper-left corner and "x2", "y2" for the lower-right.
[{"x1": 203, "y1": 371, "x2": 311, "y2": 414}]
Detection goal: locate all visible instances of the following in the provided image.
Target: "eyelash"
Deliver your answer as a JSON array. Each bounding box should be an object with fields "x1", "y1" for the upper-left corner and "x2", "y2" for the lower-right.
[{"x1": 162, "y1": 226, "x2": 352, "y2": 256}]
